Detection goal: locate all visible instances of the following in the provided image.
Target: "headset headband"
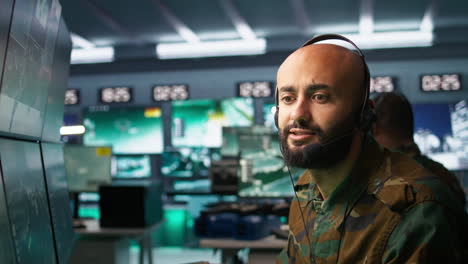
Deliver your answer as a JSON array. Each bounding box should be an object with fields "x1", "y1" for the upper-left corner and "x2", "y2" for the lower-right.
[{"x1": 301, "y1": 34, "x2": 366, "y2": 58}]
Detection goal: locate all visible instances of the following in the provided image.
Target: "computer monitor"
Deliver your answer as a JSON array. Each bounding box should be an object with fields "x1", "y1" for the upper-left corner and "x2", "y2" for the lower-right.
[
  {"x1": 112, "y1": 154, "x2": 152, "y2": 179},
  {"x1": 263, "y1": 102, "x2": 277, "y2": 131},
  {"x1": 83, "y1": 107, "x2": 164, "y2": 154},
  {"x1": 412, "y1": 100, "x2": 468, "y2": 171},
  {"x1": 222, "y1": 126, "x2": 304, "y2": 197},
  {"x1": 221, "y1": 97, "x2": 254, "y2": 126},
  {"x1": 162, "y1": 147, "x2": 220, "y2": 178},
  {"x1": 171, "y1": 98, "x2": 254, "y2": 148},
  {"x1": 64, "y1": 145, "x2": 112, "y2": 192}
]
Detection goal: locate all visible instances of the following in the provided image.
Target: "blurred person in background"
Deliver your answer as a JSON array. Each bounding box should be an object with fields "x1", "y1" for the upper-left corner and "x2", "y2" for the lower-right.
[{"x1": 372, "y1": 92, "x2": 466, "y2": 207}]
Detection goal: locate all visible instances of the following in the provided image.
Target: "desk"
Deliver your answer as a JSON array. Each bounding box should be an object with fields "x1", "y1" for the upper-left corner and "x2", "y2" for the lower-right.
[
  {"x1": 200, "y1": 236, "x2": 286, "y2": 264},
  {"x1": 71, "y1": 219, "x2": 163, "y2": 264}
]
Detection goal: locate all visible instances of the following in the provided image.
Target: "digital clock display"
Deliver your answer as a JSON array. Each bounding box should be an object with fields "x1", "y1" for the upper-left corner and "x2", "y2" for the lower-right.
[
  {"x1": 370, "y1": 76, "x2": 395, "y2": 93},
  {"x1": 65, "y1": 89, "x2": 80, "y2": 105},
  {"x1": 153, "y1": 84, "x2": 189, "y2": 101},
  {"x1": 421, "y1": 74, "x2": 461, "y2": 92},
  {"x1": 238, "y1": 81, "x2": 273, "y2": 98},
  {"x1": 100, "y1": 86, "x2": 132, "y2": 103}
]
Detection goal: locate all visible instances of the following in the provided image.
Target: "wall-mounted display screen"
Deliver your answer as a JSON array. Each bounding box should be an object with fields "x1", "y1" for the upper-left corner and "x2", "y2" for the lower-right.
[
  {"x1": 100, "y1": 86, "x2": 133, "y2": 103},
  {"x1": 83, "y1": 107, "x2": 164, "y2": 154},
  {"x1": 173, "y1": 179, "x2": 211, "y2": 192},
  {"x1": 64, "y1": 145, "x2": 112, "y2": 192},
  {"x1": 263, "y1": 103, "x2": 277, "y2": 131},
  {"x1": 153, "y1": 84, "x2": 189, "y2": 101},
  {"x1": 237, "y1": 81, "x2": 273, "y2": 98},
  {"x1": 412, "y1": 100, "x2": 467, "y2": 170},
  {"x1": 65, "y1": 89, "x2": 80, "y2": 105},
  {"x1": 420, "y1": 74, "x2": 461, "y2": 92},
  {"x1": 171, "y1": 98, "x2": 254, "y2": 147},
  {"x1": 112, "y1": 155, "x2": 151, "y2": 179},
  {"x1": 162, "y1": 147, "x2": 221, "y2": 177},
  {"x1": 222, "y1": 126, "x2": 304, "y2": 197},
  {"x1": 370, "y1": 76, "x2": 395, "y2": 93}
]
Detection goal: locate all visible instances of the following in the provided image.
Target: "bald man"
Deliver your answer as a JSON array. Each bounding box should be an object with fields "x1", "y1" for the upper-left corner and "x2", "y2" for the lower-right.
[{"x1": 275, "y1": 35, "x2": 467, "y2": 264}]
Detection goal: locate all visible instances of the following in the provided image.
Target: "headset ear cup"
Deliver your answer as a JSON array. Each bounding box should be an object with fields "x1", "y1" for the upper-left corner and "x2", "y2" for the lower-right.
[
  {"x1": 274, "y1": 107, "x2": 279, "y2": 129},
  {"x1": 359, "y1": 105, "x2": 376, "y2": 131}
]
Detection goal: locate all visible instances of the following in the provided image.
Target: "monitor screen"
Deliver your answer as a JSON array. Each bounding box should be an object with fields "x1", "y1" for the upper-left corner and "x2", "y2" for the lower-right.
[
  {"x1": 263, "y1": 103, "x2": 277, "y2": 131},
  {"x1": 83, "y1": 107, "x2": 164, "y2": 154},
  {"x1": 162, "y1": 147, "x2": 221, "y2": 177},
  {"x1": 412, "y1": 100, "x2": 468, "y2": 171},
  {"x1": 64, "y1": 145, "x2": 112, "y2": 192},
  {"x1": 171, "y1": 98, "x2": 254, "y2": 147},
  {"x1": 173, "y1": 179, "x2": 211, "y2": 193},
  {"x1": 222, "y1": 126, "x2": 304, "y2": 197},
  {"x1": 221, "y1": 97, "x2": 254, "y2": 126},
  {"x1": 112, "y1": 155, "x2": 151, "y2": 179}
]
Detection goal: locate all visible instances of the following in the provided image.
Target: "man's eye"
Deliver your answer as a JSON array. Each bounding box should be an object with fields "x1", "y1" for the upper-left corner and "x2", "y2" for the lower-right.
[
  {"x1": 312, "y1": 94, "x2": 328, "y2": 103},
  {"x1": 281, "y1": 96, "x2": 295, "y2": 103}
]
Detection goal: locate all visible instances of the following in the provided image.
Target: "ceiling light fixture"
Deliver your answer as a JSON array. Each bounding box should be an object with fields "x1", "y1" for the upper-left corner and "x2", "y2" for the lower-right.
[
  {"x1": 156, "y1": 38, "x2": 267, "y2": 59},
  {"x1": 60, "y1": 125, "x2": 86, "y2": 135},
  {"x1": 71, "y1": 47, "x2": 115, "y2": 64},
  {"x1": 70, "y1": 33, "x2": 95, "y2": 49},
  {"x1": 320, "y1": 31, "x2": 433, "y2": 50}
]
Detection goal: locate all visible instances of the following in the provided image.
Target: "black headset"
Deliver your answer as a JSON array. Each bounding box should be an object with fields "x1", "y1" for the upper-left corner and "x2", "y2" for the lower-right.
[{"x1": 274, "y1": 34, "x2": 376, "y2": 132}]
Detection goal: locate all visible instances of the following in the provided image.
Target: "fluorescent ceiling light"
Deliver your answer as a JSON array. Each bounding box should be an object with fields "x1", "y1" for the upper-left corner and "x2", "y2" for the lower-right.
[
  {"x1": 359, "y1": 0, "x2": 374, "y2": 35},
  {"x1": 420, "y1": 0, "x2": 436, "y2": 32},
  {"x1": 60, "y1": 125, "x2": 86, "y2": 135},
  {"x1": 71, "y1": 47, "x2": 114, "y2": 64},
  {"x1": 70, "y1": 33, "x2": 95, "y2": 49},
  {"x1": 156, "y1": 38, "x2": 266, "y2": 59},
  {"x1": 319, "y1": 31, "x2": 433, "y2": 50}
]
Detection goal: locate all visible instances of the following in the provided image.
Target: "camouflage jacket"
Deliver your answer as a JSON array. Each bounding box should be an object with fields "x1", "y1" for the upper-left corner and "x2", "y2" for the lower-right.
[
  {"x1": 276, "y1": 137, "x2": 467, "y2": 264},
  {"x1": 395, "y1": 142, "x2": 466, "y2": 208}
]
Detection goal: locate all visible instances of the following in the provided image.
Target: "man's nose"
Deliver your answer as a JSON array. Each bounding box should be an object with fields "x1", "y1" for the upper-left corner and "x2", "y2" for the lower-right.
[{"x1": 290, "y1": 97, "x2": 311, "y2": 123}]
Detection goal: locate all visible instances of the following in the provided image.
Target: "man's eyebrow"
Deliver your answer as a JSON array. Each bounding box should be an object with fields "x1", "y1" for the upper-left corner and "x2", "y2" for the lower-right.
[
  {"x1": 278, "y1": 86, "x2": 296, "y2": 93},
  {"x1": 305, "y1": 84, "x2": 329, "y2": 92},
  {"x1": 278, "y1": 84, "x2": 329, "y2": 94}
]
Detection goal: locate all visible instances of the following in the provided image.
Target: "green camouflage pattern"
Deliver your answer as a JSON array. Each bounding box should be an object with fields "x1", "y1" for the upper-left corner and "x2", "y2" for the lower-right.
[
  {"x1": 277, "y1": 137, "x2": 467, "y2": 264},
  {"x1": 394, "y1": 142, "x2": 466, "y2": 208}
]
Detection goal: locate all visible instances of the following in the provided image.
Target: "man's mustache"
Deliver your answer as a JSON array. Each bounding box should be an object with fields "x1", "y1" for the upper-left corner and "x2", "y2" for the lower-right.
[{"x1": 282, "y1": 123, "x2": 324, "y2": 137}]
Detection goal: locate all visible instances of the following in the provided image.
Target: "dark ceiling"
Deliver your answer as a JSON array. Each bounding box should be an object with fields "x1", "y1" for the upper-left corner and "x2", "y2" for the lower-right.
[{"x1": 60, "y1": 0, "x2": 468, "y2": 59}]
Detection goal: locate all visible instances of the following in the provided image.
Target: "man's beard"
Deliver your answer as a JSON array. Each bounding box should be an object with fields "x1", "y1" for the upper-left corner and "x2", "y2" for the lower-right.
[{"x1": 279, "y1": 119, "x2": 355, "y2": 169}]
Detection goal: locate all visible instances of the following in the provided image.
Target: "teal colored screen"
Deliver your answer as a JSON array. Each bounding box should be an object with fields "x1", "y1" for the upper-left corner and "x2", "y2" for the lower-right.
[
  {"x1": 171, "y1": 98, "x2": 254, "y2": 147},
  {"x1": 162, "y1": 147, "x2": 220, "y2": 177},
  {"x1": 263, "y1": 103, "x2": 277, "y2": 130},
  {"x1": 83, "y1": 107, "x2": 164, "y2": 154},
  {"x1": 112, "y1": 155, "x2": 151, "y2": 178}
]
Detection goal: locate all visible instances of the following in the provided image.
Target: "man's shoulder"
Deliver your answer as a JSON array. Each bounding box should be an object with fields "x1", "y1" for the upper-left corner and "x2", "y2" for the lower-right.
[
  {"x1": 370, "y1": 150, "x2": 465, "y2": 213},
  {"x1": 413, "y1": 153, "x2": 455, "y2": 181}
]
